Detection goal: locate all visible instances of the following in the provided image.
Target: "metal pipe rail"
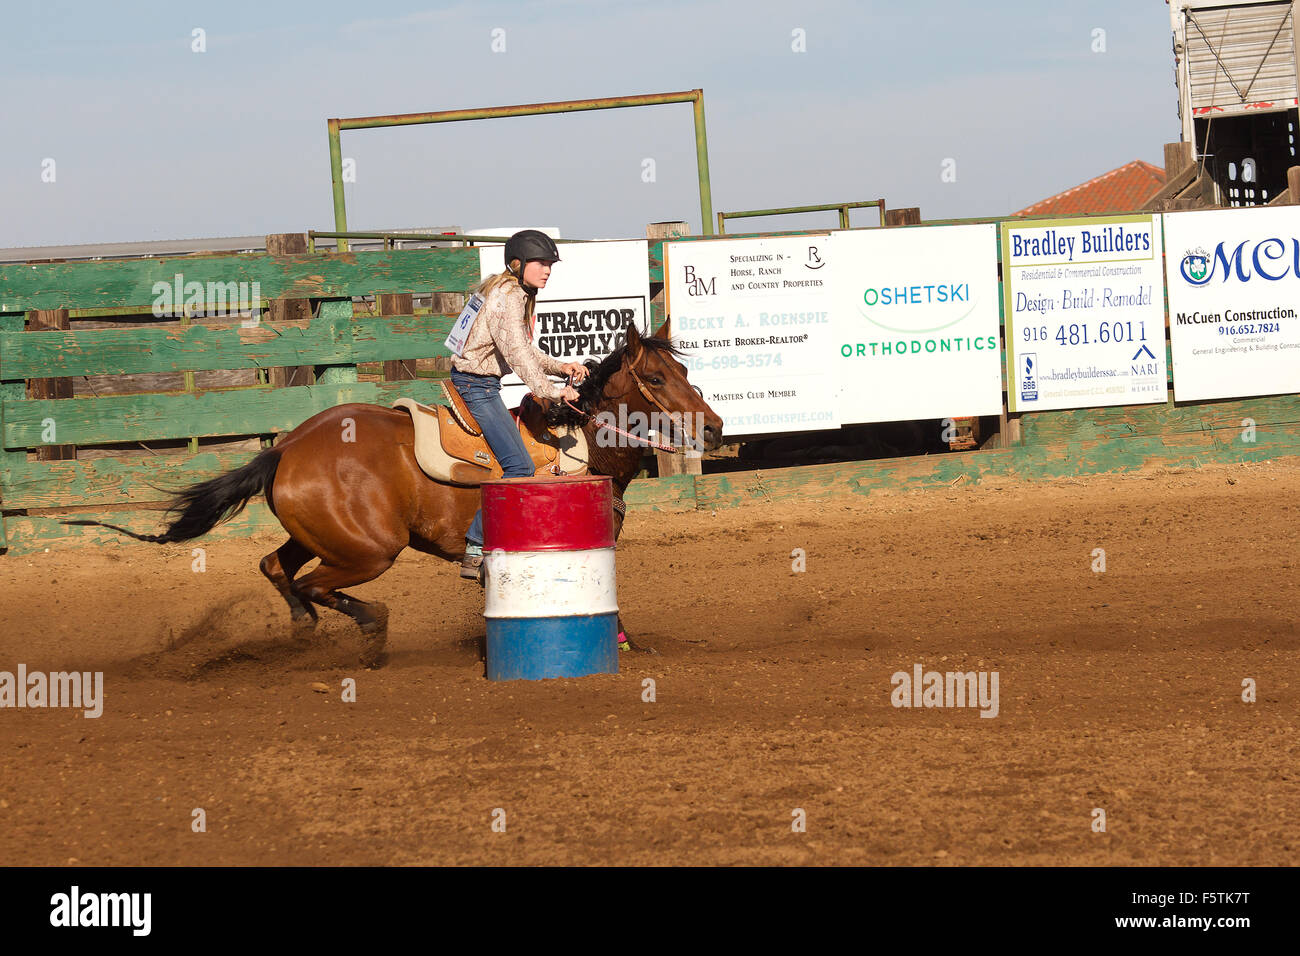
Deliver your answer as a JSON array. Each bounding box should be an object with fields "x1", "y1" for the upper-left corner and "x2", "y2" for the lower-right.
[
  {"x1": 717, "y1": 199, "x2": 886, "y2": 234},
  {"x1": 327, "y1": 90, "x2": 715, "y2": 250}
]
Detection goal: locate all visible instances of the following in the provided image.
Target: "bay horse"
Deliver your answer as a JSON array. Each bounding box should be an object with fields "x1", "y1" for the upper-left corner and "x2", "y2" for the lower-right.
[{"x1": 99, "y1": 321, "x2": 722, "y2": 666}]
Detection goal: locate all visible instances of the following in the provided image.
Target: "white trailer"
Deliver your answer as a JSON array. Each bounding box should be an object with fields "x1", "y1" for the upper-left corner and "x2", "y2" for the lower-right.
[{"x1": 1169, "y1": 0, "x2": 1300, "y2": 203}]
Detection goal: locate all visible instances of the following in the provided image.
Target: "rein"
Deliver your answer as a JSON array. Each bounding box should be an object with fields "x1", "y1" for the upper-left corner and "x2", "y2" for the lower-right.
[
  {"x1": 562, "y1": 364, "x2": 680, "y2": 453},
  {"x1": 563, "y1": 397, "x2": 678, "y2": 452}
]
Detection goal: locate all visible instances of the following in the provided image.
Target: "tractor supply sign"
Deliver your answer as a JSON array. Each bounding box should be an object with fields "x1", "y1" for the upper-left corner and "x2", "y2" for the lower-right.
[
  {"x1": 478, "y1": 238, "x2": 650, "y2": 407},
  {"x1": 834, "y1": 224, "x2": 1002, "y2": 423},
  {"x1": 1002, "y1": 215, "x2": 1166, "y2": 412},
  {"x1": 664, "y1": 235, "x2": 840, "y2": 436},
  {"x1": 1164, "y1": 206, "x2": 1300, "y2": 401}
]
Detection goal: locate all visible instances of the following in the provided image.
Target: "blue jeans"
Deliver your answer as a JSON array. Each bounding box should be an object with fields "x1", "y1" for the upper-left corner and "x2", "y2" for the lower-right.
[{"x1": 451, "y1": 370, "x2": 535, "y2": 547}]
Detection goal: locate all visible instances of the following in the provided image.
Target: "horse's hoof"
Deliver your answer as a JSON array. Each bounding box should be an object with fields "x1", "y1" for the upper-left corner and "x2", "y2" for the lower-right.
[
  {"x1": 359, "y1": 604, "x2": 389, "y2": 668},
  {"x1": 626, "y1": 637, "x2": 658, "y2": 655},
  {"x1": 289, "y1": 616, "x2": 317, "y2": 642}
]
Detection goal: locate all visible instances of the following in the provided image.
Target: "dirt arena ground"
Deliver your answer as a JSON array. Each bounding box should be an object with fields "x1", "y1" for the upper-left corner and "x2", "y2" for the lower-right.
[{"x1": 1, "y1": 458, "x2": 1297, "y2": 866}]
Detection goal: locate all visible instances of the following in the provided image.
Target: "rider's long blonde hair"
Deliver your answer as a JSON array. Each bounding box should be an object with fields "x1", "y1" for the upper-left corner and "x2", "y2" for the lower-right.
[{"x1": 475, "y1": 262, "x2": 536, "y2": 328}]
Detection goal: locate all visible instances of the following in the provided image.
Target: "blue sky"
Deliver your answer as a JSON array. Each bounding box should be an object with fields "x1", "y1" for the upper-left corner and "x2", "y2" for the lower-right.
[{"x1": 0, "y1": 0, "x2": 1179, "y2": 247}]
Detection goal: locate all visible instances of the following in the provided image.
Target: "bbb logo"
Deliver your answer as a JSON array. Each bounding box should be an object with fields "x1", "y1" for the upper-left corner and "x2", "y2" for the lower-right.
[{"x1": 1021, "y1": 353, "x2": 1038, "y2": 402}]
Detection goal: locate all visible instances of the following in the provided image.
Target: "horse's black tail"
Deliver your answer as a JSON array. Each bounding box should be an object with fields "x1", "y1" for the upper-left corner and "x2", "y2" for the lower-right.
[{"x1": 61, "y1": 448, "x2": 282, "y2": 544}]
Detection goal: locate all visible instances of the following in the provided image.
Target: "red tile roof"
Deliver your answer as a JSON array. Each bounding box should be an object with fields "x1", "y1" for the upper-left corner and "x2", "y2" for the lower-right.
[{"x1": 1013, "y1": 160, "x2": 1167, "y2": 217}]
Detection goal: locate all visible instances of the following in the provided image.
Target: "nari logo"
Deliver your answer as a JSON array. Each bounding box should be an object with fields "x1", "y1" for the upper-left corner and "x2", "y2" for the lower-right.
[
  {"x1": 1021, "y1": 353, "x2": 1038, "y2": 402},
  {"x1": 1180, "y1": 246, "x2": 1209, "y2": 284}
]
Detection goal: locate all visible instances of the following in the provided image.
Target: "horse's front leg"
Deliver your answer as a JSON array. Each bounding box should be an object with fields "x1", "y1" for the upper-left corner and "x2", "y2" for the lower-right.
[{"x1": 613, "y1": 505, "x2": 655, "y2": 654}]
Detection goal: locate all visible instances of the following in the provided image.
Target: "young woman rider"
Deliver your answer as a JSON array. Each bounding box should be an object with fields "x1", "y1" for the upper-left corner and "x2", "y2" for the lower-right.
[{"x1": 450, "y1": 229, "x2": 588, "y2": 580}]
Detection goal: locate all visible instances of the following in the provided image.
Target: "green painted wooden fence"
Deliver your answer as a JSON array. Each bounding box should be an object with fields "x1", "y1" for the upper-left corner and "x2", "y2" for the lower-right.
[
  {"x1": 0, "y1": 249, "x2": 481, "y2": 554},
  {"x1": 3, "y1": 229, "x2": 1300, "y2": 556}
]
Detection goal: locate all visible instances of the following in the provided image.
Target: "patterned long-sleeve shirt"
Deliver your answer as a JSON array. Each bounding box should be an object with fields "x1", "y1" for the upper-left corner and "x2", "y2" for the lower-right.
[{"x1": 450, "y1": 280, "x2": 568, "y2": 399}]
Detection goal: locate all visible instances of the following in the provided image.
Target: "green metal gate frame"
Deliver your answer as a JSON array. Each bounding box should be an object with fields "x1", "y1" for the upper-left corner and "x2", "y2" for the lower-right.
[
  {"x1": 327, "y1": 90, "x2": 715, "y2": 251},
  {"x1": 717, "y1": 199, "x2": 886, "y2": 234}
]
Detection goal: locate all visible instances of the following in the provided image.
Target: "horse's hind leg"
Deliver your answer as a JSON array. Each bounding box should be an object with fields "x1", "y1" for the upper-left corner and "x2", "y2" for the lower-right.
[
  {"x1": 292, "y1": 557, "x2": 395, "y2": 668},
  {"x1": 260, "y1": 539, "x2": 319, "y2": 636}
]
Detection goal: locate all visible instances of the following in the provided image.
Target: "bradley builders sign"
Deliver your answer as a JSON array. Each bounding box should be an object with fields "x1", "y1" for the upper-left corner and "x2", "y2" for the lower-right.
[
  {"x1": 1002, "y1": 215, "x2": 1167, "y2": 412},
  {"x1": 1164, "y1": 206, "x2": 1300, "y2": 402}
]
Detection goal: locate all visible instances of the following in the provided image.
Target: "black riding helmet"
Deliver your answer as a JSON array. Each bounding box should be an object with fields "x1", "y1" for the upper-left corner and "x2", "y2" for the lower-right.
[{"x1": 504, "y1": 229, "x2": 560, "y2": 291}]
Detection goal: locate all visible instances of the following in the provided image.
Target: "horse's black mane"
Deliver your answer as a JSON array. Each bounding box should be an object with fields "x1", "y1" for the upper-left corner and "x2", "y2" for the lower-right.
[{"x1": 542, "y1": 333, "x2": 683, "y2": 428}]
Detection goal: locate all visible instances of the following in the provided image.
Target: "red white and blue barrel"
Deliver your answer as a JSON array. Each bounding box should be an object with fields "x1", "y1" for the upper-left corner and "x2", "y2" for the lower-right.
[{"x1": 482, "y1": 475, "x2": 619, "y2": 680}]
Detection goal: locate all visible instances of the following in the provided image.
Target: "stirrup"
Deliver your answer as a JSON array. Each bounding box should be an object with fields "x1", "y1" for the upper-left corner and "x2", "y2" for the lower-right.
[{"x1": 460, "y1": 552, "x2": 484, "y2": 581}]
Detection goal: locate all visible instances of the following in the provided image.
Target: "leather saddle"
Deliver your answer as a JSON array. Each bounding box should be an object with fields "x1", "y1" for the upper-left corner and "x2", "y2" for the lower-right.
[{"x1": 393, "y1": 381, "x2": 588, "y2": 487}]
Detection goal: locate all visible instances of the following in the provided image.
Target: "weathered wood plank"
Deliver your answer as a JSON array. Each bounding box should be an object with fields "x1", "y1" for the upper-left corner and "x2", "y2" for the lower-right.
[
  {"x1": 0, "y1": 311, "x2": 458, "y2": 379},
  {"x1": 352, "y1": 313, "x2": 455, "y2": 363},
  {"x1": 1, "y1": 503, "x2": 281, "y2": 555},
  {"x1": 693, "y1": 434, "x2": 1300, "y2": 509},
  {"x1": 0, "y1": 248, "x2": 481, "y2": 312},
  {"x1": 4, "y1": 447, "x2": 699, "y2": 514},
  {"x1": 3, "y1": 379, "x2": 444, "y2": 448},
  {"x1": 2, "y1": 451, "x2": 256, "y2": 509},
  {"x1": 1021, "y1": 393, "x2": 1300, "y2": 444},
  {"x1": 1, "y1": 313, "x2": 345, "y2": 378},
  {"x1": 623, "y1": 472, "x2": 697, "y2": 511},
  {"x1": 695, "y1": 451, "x2": 1017, "y2": 509}
]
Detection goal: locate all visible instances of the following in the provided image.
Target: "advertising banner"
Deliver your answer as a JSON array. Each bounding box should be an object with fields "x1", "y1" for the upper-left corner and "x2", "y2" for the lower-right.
[
  {"x1": 834, "y1": 224, "x2": 1003, "y2": 423},
  {"x1": 1164, "y1": 206, "x2": 1300, "y2": 401},
  {"x1": 663, "y1": 234, "x2": 840, "y2": 436},
  {"x1": 1002, "y1": 215, "x2": 1167, "y2": 412}
]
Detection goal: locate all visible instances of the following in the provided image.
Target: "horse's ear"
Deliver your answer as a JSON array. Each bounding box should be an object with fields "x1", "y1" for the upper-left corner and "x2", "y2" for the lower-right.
[
  {"x1": 653, "y1": 316, "x2": 672, "y2": 340},
  {"x1": 625, "y1": 322, "x2": 644, "y2": 363}
]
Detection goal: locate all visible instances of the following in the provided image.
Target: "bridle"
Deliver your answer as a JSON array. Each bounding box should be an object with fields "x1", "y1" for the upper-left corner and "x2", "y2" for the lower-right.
[{"x1": 561, "y1": 354, "x2": 702, "y2": 454}]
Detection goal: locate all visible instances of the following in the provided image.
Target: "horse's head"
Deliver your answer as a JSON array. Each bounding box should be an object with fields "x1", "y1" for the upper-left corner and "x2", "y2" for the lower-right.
[{"x1": 549, "y1": 319, "x2": 724, "y2": 454}]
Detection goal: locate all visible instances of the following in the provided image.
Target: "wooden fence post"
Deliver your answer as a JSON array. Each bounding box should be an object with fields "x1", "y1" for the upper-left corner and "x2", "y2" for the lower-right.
[
  {"x1": 380, "y1": 293, "x2": 416, "y2": 380},
  {"x1": 26, "y1": 307, "x2": 75, "y2": 460},
  {"x1": 265, "y1": 233, "x2": 314, "y2": 388},
  {"x1": 884, "y1": 207, "x2": 921, "y2": 227},
  {"x1": 647, "y1": 220, "x2": 689, "y2": 330},
  {"x1": 1164, "y1": 141, "x2": 1193, "y2": 180},
  {"x1": 428, "y1": 292, "x2": 464, "y2": 376},
  {"x1": 646, "y1": 221, "x2": 700, "y2": 477}
]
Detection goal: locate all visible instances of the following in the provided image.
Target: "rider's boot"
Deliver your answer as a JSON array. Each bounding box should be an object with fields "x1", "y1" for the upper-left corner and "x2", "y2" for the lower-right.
[{"x1": 461, "y1": 542, "x2": 484, "y2": 582}]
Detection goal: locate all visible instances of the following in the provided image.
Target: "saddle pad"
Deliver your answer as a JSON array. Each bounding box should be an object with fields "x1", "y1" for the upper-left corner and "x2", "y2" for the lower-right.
[
  {"x1": 392, "y1": 397, "x2": 495, "y2": 486},
  {"x1": 392, "y1": 398, "x2": 590, "y2": 486}
]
